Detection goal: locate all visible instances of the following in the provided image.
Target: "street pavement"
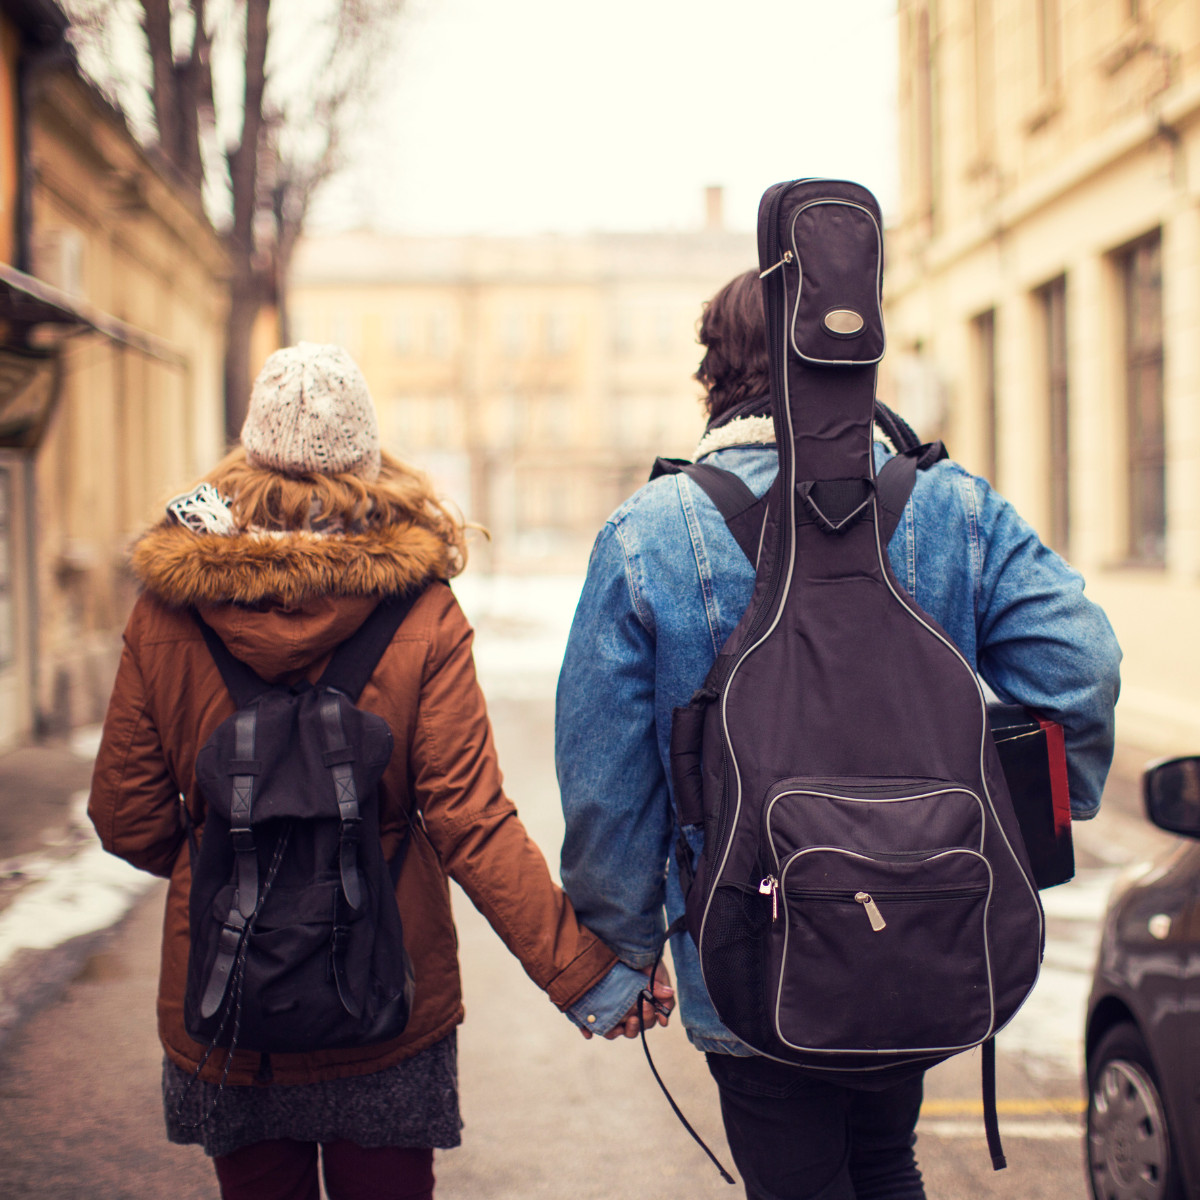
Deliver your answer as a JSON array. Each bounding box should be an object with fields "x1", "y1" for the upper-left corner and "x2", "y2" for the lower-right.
[{"x1": 0, "y1": 574, "x2": 1184, "y2": 1198}]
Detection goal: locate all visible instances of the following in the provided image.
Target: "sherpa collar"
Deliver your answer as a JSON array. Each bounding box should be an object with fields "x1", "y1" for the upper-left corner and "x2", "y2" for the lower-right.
[
  {"x1": 130, "y1": 521, "x2": 453, "y2": 608},
  {"x1": 694, "y1": 415, "x2": 776, "y2": 460}
]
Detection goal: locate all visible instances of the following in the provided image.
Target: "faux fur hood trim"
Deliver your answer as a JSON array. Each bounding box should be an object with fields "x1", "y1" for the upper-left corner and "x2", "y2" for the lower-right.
[
  {"x1": 130, "y1": 522, "x2": 455, "y2": 608},
  {"x1": 694, "y1": 415, "x2": 776, "y2": 460}
]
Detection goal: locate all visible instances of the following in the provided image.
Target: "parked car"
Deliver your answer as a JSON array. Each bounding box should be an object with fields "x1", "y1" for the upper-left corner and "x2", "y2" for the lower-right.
[{"x1": 1086, "y1": 755, "x2": 1200, "y2": 1200}]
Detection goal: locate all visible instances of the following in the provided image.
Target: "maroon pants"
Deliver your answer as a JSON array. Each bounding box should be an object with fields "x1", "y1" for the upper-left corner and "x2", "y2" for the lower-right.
[{"x1": 213, "y1": 1138, "x2": 435, "y2": 1200}]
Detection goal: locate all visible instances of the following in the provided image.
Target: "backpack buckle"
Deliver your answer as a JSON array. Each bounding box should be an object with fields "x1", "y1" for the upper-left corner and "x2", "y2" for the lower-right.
[{"x1": 230, "y1": 829, "x2": 255, "y2": 853}]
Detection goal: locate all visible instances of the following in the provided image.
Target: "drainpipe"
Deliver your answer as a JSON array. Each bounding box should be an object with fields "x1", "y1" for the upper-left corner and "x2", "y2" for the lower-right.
[
  {"x1": 23, "y1": 451, "x2": 38, "y2": 736},
  {"x1": 16, "y1": 33, "x2": 69, "y2": 737},
  {"x1": 16, "y1": 38, "x2": 69, "y2": 274}
]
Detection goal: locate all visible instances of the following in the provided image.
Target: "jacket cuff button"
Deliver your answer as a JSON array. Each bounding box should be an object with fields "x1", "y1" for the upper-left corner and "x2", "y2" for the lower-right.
[{"x1": 587, "y1": 1014, "x2": 597, "y2": 1024}]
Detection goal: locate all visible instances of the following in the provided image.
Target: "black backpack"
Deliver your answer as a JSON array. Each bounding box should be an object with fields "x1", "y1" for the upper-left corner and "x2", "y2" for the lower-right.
[
  {"x1": 180, "y1": 591, "x2": 422, "y2": 1095},
  {"x1": 663, "y1": 180, "x2": 1044, "y2": 1172}
]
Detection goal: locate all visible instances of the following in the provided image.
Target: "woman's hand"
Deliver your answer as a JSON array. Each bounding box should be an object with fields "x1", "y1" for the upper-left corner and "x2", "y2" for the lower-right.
[{"x1": 578, "y1": 961, "x2": 675, "y2": 1040}]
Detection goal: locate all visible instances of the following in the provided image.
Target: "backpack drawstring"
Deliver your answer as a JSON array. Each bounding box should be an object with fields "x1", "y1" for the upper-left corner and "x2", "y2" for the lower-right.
[
  {"x1": 637, "y1": 922, "x2": 736, "y2": 1186},
  {"x1": 174, "y1": 823, "x2": 291, "y2": 1130}
]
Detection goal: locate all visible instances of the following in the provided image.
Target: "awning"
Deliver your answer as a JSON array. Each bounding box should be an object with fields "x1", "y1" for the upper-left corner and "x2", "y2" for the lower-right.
[
  {"x1": 0, "y1": 345, "x2": 60, "y2": 448},
  {"x1": 0, "y1": 263, "x2": 188, "y2": 368},
  {"x1": 0, "y1": 263, "x2": 190, "y2": 448}
]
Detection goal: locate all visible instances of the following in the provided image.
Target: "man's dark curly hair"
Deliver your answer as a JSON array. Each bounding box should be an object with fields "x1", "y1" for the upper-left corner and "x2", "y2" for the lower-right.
[{"x1": 694, "y1": 269, "x2": 770, "y2": 423}]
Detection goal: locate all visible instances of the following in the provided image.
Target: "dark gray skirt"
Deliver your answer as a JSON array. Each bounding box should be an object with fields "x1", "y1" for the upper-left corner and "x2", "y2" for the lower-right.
[{"x1": 163, "y1": 1033, "x2": 462, "y2": 1158}]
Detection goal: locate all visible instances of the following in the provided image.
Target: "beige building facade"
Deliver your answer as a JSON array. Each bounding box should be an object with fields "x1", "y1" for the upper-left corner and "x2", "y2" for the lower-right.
[
  {"x1": 289, "y1": 226, "x2": 756, "y2": 572},
  {"x1": 885, "y1": 0, "x2": 1200, "y2": 754},
  {"x1": 0, "y1": 3, "x2": 228, "y2": 746}
]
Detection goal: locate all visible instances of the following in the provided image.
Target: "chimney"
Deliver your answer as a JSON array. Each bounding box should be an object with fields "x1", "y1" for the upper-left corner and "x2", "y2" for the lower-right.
[{"x1": 704, "y1": 186, "x2": 724, "y2": 232}]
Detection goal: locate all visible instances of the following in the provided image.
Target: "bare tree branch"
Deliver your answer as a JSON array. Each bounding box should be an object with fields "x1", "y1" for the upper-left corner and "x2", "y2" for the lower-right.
[
  {"x1": 268, "y1": 0, "x2": 404, "y2": 344},
  {"x1": 62, "y1": 0, "x2": 407, "y2": 435},
  {"x1": 140, "y1": 0, "x2": 178, "y2": 164},
  {"x1": 173, "y1": 0, "x2": 212, "y2": 191}
]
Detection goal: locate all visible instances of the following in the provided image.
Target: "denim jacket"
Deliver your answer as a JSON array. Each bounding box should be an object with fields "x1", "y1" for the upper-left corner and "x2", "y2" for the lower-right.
[{"x1": 555, "y1": 441, "x2": 1122, "y2": 1051}]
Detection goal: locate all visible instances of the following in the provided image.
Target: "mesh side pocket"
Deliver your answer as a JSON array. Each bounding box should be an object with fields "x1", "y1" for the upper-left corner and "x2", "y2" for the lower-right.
[{"x1": 702, "y1": 884, "x2": 771, "y2": 1049}]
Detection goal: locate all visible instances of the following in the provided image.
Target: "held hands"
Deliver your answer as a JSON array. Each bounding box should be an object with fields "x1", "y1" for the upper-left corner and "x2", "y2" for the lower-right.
[{"x1": 578, "y1": 961, "x2": 675, "y2": 1040}]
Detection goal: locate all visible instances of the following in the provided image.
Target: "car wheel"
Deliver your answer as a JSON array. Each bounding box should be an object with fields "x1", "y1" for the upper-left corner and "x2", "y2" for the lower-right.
[{"x1": 1087, "y1": 1023, "x2": 1182, "y2": 1200}]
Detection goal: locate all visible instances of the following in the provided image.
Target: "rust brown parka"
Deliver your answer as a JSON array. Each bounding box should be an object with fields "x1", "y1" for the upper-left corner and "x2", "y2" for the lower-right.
[{"x1": 88, "y1": 520, "x2": 616, "y2": 1086}]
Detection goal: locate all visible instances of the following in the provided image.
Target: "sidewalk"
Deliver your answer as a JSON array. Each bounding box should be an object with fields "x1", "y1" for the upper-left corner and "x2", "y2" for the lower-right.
[{"x1": 0, "y1": 728, "x2": 154, "y2": 1053}]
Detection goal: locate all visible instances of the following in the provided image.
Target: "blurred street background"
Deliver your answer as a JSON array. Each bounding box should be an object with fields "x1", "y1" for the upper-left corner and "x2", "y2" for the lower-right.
[{"x1": 0, "y1": 0, "x2": 1198, "y2": 1196}]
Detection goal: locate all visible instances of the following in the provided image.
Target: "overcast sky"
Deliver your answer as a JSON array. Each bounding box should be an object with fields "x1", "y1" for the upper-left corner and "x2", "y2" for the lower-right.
[{"x1": 311, "y1": 0, "x2": 900, "y2": 237}]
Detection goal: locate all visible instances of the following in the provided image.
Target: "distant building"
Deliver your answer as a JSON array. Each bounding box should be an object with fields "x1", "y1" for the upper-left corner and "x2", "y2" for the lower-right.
[
  {"x1": 289, "y1": 219, "x2": 756, "y2": 572},
  {"x1": 885, "y1": 1, "x2": 1200, "y2": 755},
  {"x1": 0, "y1": 1, "x2": 227, "y2": 745}
]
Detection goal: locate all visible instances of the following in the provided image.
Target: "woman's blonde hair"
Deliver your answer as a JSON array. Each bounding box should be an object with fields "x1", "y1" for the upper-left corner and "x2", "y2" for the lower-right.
[{"x1": 204, "y1": 447, "x2": 470, "y2": 577}]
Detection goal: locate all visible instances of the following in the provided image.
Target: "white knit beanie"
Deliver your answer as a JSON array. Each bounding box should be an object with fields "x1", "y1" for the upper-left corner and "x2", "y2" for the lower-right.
[{"x1": 241, "y1": 342, "x2": 381, "y2": 480}]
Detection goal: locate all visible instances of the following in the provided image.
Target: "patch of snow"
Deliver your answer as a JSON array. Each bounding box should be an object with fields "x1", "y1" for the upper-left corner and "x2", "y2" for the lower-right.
[
  {"x1": 998, "y1": 964, "x2": 1092, "y2": 1073},
  {"x1": 70, "y1": 725, "x2": 104, "y2": 761},
  {"x1": 996, "y1": 869, "x2": 1122, "y2": 1072},
  {"x1": 453, "y1": 574, "x2": 584, "y2": 699},
  {"x1": 0, "y1": 791, "x2": 153, "y2": 968},
  {"x1": 1040, "y1": 868, "x2": 1122, "y2": 921}
]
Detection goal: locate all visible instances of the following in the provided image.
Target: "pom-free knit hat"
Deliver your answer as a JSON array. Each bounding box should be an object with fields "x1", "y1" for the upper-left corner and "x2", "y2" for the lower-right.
[{"x1": 241, "y1": 342, "x2": 381, "y2": 480}]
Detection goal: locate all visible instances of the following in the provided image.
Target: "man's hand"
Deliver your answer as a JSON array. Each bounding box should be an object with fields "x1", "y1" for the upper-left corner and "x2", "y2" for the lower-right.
[{"x1": 578, "y1": 961, "x2": 675, "y2": 1040}]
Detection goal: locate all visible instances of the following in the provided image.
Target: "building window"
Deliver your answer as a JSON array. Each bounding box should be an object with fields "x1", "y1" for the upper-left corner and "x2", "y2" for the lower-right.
[
  {"x1": 34, "y1": 227, "x2": 85, "y2": 297},
  {"x1": 545, "y1": 309, "x2": 570, "y2": 357},
  {"x1": 430, "y1": 395, "x2": 455, "y2": 447},
  {"x1": 329, "y1": 313, "x2": 351, "y2": 354},
  {"x1": 428, "y1": 312, "x2": 451, "y2": 359},
  {"x1": 392, "y1": 312, "x2": 413, "y2": 356},
  {"x1": 493, "y1": 393, "x2": 527, "y2": 448},
  {"x1": 542, "y1": 393, "x2": 573, "y2": 444},
  {"x1": 612, "y1": 308, "x2": 634, "y2": 355},
  {"x1": 1038, "y1": 276, "x2": 1069, "y2": 554},
  {"x1": 1036, "y1": 0, "x2": 1061, "y2": 92},
  {"x1": 655, "y1": 310, "x2": 673, "y2": 354},
  {"x1": 915, "y1": 5, "x2": 936, "y2": 221},
  {"x1": 1120, "y1": 232, "x2": 1165, "y2": 565},
  {"x1": 502, "y1": 310, "x2": 525, "y2": 359},
  {"x1": 389, "y1": 396, "x2": 421, "y2": 448},
  {"x1": 973, "y1": 0, "x2": 995, "y2": 158},
  {"x1": 973, "y1": 309, "x2": 998, "y2": 485}
]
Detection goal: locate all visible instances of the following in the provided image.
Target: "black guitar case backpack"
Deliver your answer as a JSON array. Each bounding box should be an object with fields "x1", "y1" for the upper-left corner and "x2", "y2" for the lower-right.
[{"x1": 672, "y1": 180, "x2": 1044, "y2": 1171}]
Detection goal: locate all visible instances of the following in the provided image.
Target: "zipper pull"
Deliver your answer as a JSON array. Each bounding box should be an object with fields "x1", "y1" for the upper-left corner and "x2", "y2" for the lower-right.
[
  {"x1": 759, "y1": 875, "x2": 779, "y2": 921},
  {"x1": 759, "y1": 250, "x2": 793, "y2": 279},
  {"x1": 855, "y1": 892, "x2": 886, "y2": 932}
]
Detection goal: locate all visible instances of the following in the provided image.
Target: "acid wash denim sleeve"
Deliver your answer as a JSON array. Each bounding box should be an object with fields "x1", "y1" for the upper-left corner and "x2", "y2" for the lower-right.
[
  {"x1": 565, "y1": 960, "x2": 649, "y2": 1037},
  {"x1": 903, "y1": 459, "x2": 1122, "y2": 819},
  {"x1": 557, "y1": 443, "x2": 1121, "y2": 1054}
]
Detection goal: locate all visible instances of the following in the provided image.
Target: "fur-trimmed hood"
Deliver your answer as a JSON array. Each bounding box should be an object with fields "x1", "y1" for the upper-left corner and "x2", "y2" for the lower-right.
[{"x1": 131, "y1": 521, "x2": 455, "y2": 609}]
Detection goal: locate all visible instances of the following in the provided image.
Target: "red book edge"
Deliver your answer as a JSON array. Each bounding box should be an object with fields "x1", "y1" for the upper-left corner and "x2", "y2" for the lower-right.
[{"x1": 1036, "y1": 718, "x2": 1072, "y2": 837}]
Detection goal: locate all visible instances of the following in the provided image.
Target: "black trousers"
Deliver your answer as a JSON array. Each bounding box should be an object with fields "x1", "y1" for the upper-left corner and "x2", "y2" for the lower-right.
[{"x1": 706, "y1": 1054, "x2": 926, "y2": 1200}]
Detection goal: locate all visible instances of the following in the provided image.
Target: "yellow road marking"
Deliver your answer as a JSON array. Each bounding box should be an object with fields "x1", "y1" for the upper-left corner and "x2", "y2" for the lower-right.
[{"x1": 921, "y1": 1098, "x2": 1085, "y2": 1117}]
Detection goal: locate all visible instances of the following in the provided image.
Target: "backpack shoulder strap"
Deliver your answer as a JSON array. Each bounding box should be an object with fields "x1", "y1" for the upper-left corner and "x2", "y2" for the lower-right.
[
  {"x1": 875, "y1": 438, "x2": 950, "y2": 546},
  {"x1": 651, "y1": 426, "x2": 948, "y2": 566},
  {"x1": 193, "y1": 613, "x2": 273, "y2": 708},
  {"x1": 875, "y1": 450, "x2": 919, "y2": 546},
  {"x1": 650, "y1": 457, "x2": 759, "y2": 520},
  {"x1": 874, "y1": 399, "x2": 920, "y2": 453},
  {"x1": 318, "y1": 586, "x2": 427, "y2": 702},
  {"x1": 650, "y1": 457, "x2": 766, "y2": 564}
]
